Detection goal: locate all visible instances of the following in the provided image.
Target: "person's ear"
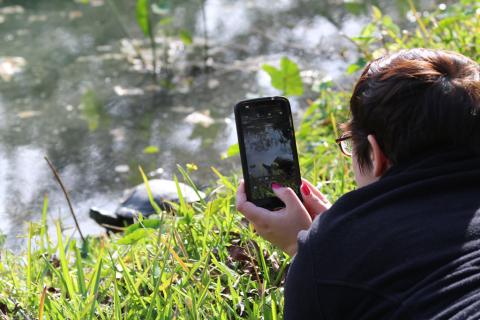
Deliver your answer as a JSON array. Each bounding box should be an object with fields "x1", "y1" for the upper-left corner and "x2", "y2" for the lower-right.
[{"x1": 367, "y1": 134, "x2": 390, "y2": 177}]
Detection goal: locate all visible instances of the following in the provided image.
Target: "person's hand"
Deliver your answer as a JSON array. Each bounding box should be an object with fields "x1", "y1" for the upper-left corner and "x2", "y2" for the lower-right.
[
  {"x1": 236, "y1": 179, "x2": 332, "y2": 255},
  {"x1": 300, "y1": 178, "x2": 332, "y2": 220},
  {"x1": 236, "y1": 180, "x2": 331, "y2": 256},
  {"x1": 236, "y1": 180, "x2": 309, "y2": 256}
]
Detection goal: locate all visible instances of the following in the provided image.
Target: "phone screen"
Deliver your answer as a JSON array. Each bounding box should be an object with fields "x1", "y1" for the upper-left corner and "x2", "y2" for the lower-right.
[{"x1": 237, "y1": 100, "x2": 301, "y2": 202}]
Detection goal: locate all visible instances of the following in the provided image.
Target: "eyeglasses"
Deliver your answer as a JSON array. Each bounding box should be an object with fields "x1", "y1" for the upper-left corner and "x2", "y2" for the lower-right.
[{"x1": 335, "y1": 133, "x2": 353, "y2": 157}]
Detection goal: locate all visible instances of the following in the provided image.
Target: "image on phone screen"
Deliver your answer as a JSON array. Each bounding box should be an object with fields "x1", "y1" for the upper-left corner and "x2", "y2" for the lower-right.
[{"x1": 240, "y1": 104, "x2": 299, "y2": 200}]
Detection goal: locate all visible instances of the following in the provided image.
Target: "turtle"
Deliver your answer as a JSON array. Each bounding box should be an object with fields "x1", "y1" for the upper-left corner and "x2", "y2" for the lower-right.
[{"x1": 89, "y1": 179, "x2": 206, "y2": 232}]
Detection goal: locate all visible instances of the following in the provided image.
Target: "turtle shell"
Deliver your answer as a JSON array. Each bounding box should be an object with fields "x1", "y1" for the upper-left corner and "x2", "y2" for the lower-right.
[{"x1": 115, "y1": 179, "x2": 205, "y2": 219}]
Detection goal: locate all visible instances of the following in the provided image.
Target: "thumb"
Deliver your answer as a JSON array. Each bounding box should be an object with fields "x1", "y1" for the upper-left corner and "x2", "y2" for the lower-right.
[
  {"x1": 300, "y1": 183, "x2": 329, "y2": 219},
  {"x1": 271, "y1": 183, "x2": 303, "y2": 209}
]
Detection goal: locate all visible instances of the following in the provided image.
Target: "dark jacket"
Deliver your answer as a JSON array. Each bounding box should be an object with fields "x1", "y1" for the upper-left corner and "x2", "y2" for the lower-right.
[{"x1": 285, "y1": 149, "x2": 480, "y2": 319}]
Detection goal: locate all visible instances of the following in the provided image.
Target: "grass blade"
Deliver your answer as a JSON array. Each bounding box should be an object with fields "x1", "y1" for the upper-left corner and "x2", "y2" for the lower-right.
[
  {"x1": 176, "y1": 164, "x2": 207, "y2": 206},
  {"x1": 38, "y1": 285, "x2": 47, "y2": 320},
  {"x1": 74, "y1": 244, "x2": 87, "y2": 297},
  {"x1": 87, "y1": 256, "x2": 103, "y2": 319},
  {"x1": 55, "y1": 222, "x2": 77, "y2": 303},
  {"x1": 40, "y1": 194, "x2": 49, "y2": 251},
  {"x1": 211, "y1": 166, "x2": 235, "y2": 191},
  {"x1": 139, "y1": 166, "x2": 163, "y2": 215}
]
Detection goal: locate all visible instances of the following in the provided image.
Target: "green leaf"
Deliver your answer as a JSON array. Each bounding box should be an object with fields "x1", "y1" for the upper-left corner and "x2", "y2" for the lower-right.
[
  {"x1": 262, "y1": 65, "x2": 281, "y2": 83},
  {"x1": 179, "y1": 30, "x2": 193, "y2": 45},
  {"x1": 372, "y1": 5, "x2": 382, "y2": 20},
  {"x1": 346, "y1": 63, "x2": 361, "y2": 74},
  {"x1": 228, "y1": 143, "x2": 240, "y2": 156},
  {"x1": 118, "y1": 228, "x2": 153, "y2": 245},
  {"x1": 136, "y1": 0, "x2": 151, "y2": 37},
  {"x1": 221, "y1": 143, "x2": 239, "y2": 159},
  {"x1": 382, "y1": 15, "x2": 400, "y2": 35},
  {"x1": 262, "y1": 57, "x2": 304, "y2": 96},
  {"x1": 346, "y1": 57, "x2": 367, "y2": 75},
  {"x1": 186, "y1": 163, "x2": 198, "y2": 171},
  {"x1": 143, "y1": 145, "x2": 160, "y2": 154},
  {"x1": 437, "y1": 16, "x2": 462, "y2": 29},
  {"x1": 360, "y1": 22, "x2": 377, "y2": 38},
  {"x1": 125, "y1": 218, "x2": 163, "y2": 235}
]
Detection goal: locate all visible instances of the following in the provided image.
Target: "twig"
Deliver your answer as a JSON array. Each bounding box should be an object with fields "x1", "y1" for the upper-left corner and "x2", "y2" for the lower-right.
[{"x1": 44, "y1": 157, "x2": 85, "y2": 242}]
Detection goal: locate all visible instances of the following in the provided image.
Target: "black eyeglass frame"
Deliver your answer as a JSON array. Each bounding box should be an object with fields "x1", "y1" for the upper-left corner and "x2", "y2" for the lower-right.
[{"x1": 335, "y1": 133, "x2": 353, "y2": 157}]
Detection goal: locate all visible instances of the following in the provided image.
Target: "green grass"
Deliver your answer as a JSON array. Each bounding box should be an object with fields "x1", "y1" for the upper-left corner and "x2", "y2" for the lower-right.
[
  {"x1": 0, "y1": 173, "x2": 291, "y2": 319},
  {"x1": 0, "y1": 1, "x2": 479, "y2": 318}
]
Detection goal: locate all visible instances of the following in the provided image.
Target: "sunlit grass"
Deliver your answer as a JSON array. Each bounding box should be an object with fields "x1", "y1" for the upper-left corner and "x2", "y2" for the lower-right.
[{"x1": 0, "y1": 168, "x2": 293, "y2": 319}]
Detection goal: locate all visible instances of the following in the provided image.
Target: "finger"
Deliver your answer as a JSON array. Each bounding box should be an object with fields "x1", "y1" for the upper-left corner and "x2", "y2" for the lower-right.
[
  {"x1": 301, "y1": 178, "x2": 328, "y2": 202},
  {"x1": 237, "y1": 201, "x2": 275, "y2": 227},
  {"x1": 236, "y1": 180, "x2": 274, "y2": 225},
  {"x1": 300, "y1": 182, "x2": 329, "y2": 217},
  {"x1": 271, "y1": 184, "x2": 304, "y2": 209},
  {"x1": 236, "y1": 180, "x2": 247, "y2": 209},
  {"x1": 301, "y1": 178, "x2": 332, "y2": 207}
]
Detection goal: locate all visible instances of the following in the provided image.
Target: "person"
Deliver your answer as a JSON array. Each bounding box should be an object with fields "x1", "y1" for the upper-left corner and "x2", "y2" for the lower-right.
[{"x1": 236, "y1": 48, "x2": 480, "y2": 319}]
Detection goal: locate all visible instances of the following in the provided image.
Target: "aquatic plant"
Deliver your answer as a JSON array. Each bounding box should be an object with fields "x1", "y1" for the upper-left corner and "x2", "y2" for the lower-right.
[
  {"x1": 262, "y1": 57, "x2": 304, "y2": 97},
  {"x1": 82, "y1": 0, "x2": 197, "y2": 81}
]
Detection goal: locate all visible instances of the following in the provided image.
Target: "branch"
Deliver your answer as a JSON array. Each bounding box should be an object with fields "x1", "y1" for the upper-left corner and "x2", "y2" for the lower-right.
[{"x1": 44, "y1": 157, "x2": 85, "y2": 242}]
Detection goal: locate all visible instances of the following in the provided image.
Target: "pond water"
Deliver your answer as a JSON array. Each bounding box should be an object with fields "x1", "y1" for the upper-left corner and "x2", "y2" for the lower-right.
[{"x1": 0, "y1": 0, "x2": 432, "y2": 247}]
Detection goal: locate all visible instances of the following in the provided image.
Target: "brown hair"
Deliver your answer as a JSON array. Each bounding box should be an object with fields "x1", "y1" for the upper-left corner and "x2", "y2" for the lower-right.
[{"x1": 345, "y1": 48, "x2": 480, "y2": 172}]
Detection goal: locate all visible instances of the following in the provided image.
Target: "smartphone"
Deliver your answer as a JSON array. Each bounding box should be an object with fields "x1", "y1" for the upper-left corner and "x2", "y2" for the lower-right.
[{"x1": 234, "y1": 96, "x2": 302, "y2": 210}]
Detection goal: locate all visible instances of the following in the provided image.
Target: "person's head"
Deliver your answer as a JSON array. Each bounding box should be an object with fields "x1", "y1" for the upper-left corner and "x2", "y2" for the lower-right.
[{"x1": 343, "y1": 48, "x2": 480, "y2": 187}]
